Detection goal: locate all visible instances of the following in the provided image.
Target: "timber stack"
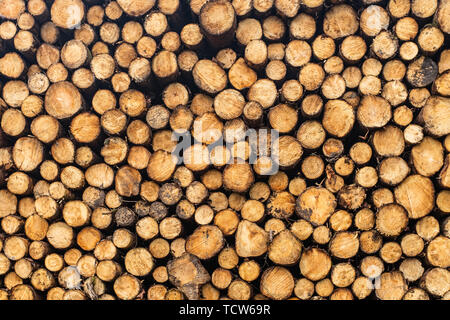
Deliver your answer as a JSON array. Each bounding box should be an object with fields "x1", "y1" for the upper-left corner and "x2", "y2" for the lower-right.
[{"x1": 0, "y1": 0, "x2": 449, "y2": 300}]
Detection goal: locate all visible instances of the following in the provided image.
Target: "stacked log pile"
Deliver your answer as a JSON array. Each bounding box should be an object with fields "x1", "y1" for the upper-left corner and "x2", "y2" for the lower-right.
[{"x1": 0, "y1": 0, "x2": 449, "y2": 300}]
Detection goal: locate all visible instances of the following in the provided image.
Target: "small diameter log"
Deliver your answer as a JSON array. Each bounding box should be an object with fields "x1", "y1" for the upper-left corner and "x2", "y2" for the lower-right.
[
  {"x1": 329, "y1": 232, "x2": 359, "y2": 259},
  {"x1": 420, "y1": 268, "x2": 450, "y2": 298},
  {"x1": 152, "y1": 50, "x2": 179, "y2": 84},
  {"x1": 116, "y1": 0, "x2": 155, "y2": 17},
  {"x1": 223, "y1": 163, "x2": 254, "y2": 193},
  {"x1": 124, "y1": 248, "x2": 154, "y2": 277},
  {"x1": 322, "y1": 100, "x2": 355, "y2": 138},
  {"x1": 299, "y1": 248, "x2": 331, "y2": 281},
  {"x1": 323, "y1": 5, "x2": 358, "y2": 39},
  {"x1": 235, "y1": 220, "x2": 268, "y2": 258},
  {"x1": 185, "y1": 225, "x2": 224, "y2": 260},
  {"x1": 420, "y1": 96, "x2": 450, "y2": 137},
  {"x1": 228, "y1": 58, "x2": 257, "y2": 91},
  {"x1": 113, "y1": 273, "x2": 142, "y2": 300},
  {"x1": 260, "y1": 267, "x2": 294, "y2": 300},
  {"x1": 193, "y1": 59, "x2": 227, "y2": 94},
  {"x1": 394, "y1": 175, "x2": 434, "y2": 219},
  {"x1": 167, "y1": 253, "x2": 210, "y2": 300},
  {"x1": 199, "y1": 0, "x2": 237, "y2": 49},
  {"x1": 375, "y1": 272, "x2": 408, "y2": 300},
  {"x1": 0, "y1": 0, "x2": 449, "y2": 302},
  {"x1": 268, "y1": 230, "x2": 301, "y2": 265},
  {"x1": 296, "y1": 187, "x2": 336, "y2": 226},
  {"x1": 407, "y1": 56, "x2": 438, "y2": 88},
  {"x1": 360, "y1": 5, "x2": 389, "y2": 37},
  {"x1": 45, "y1": 81, "x2": 83, "y2": 120},
  {"x1": 46, "y1": 222, "x2": 73, "y2": 250},
  {"x1": 243, "y1": 101, "x2": 264, "y2": 127},
  {"x1": 375, "y1": 204, "x2": 409, "y2": 238}
]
